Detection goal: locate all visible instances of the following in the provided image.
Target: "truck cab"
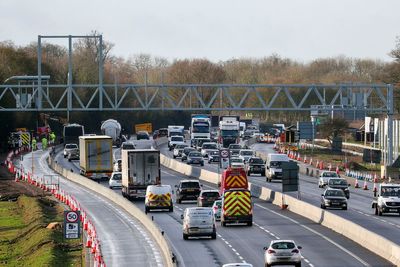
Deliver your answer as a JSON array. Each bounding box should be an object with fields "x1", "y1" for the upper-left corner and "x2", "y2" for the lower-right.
[
  {"x1": 266, "y1": 154, "x2": 290, "y2": 182},
  {"x1": 372, "y1": 184, "x2": 400, "y2": 216}
]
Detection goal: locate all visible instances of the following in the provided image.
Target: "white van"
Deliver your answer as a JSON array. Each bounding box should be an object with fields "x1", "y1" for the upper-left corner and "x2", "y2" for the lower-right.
[
  {"x1": 181, "y1": 207, "x2": 216, "y2": 240},
  {"x1": 266, "y1": 154, "x2": 290, "y2": 182},
  {"x1": 145, "y1": 185, "x2": 173, "y2": 213}
]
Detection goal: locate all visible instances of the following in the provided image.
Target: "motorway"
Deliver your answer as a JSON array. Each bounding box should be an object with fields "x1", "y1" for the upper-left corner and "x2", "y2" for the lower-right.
[
  {"x1": 17, "y1": 150, "x2": 163, "y2": 267},
  {"x1": 58, "y1": 138, "x2": 392, "y2": 267},
  {"x1": 161, "y1": 141, "x2": 400, "y2": 247}
]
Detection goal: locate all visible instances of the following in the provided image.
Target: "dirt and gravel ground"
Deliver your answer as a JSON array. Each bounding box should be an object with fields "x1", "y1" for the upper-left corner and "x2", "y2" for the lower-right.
[{"x1": 0, "y1": 153, "x2": 48, "y2": 201}]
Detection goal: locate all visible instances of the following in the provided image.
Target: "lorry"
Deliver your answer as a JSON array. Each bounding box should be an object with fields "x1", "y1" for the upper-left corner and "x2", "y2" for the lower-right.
[
  {"x1": 63, "y1": 123, "x2": 84, "y2": 145},
  {"x1": 101, "y1": 119, "x2": 122, "y2": 147},
  {"x1": 220, "y1": 189, "x2": 252, "y2": 226},
  {"x1": 121, "y1": 149, "x2": 161, "y2": 199},
  {"x1": 79, "y1": 135, "x2": 113, "y2": 180},
  {"x1": 190, "y1": 115, "x2": 211, "y2": 146},
  {"x1": 168, "y1": 125, "x2": 185, "y2": 146},
  {"x1": 135, "y1": 123, "x2": 153, "y2": 134},
  {"x1": 218, "y1": 118, "x2": 240, "y2": 148},
  {"x1": 372, "y1": 183, "x2": 400, "y2": 216}
]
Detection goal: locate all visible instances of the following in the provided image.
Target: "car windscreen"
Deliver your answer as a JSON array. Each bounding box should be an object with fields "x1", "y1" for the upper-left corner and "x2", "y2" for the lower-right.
[
  {"x1": 328, "y1": 179, "x2": 346, "y2": 186},
  {"x1": 202, "y1": 192, "x2": 220, "y2": 198},
  {"x1": 381, "y1": 187, "x2": 400, "y2": 197},
  {"x1": 229, "y1": 145, "x2": 241, "y2": 149},
  {"x1": 112, "y1": 174, "x2": 122, "y2": 180},
  {"x1": 184, "y1": 148, "x2": 196, "y2": 154},
  {"x1": 189, "y1": 152, "x2": 202, "y2": 157},
  {"x1": 65, "y1": 144, "x2": 78, "y2": 149},
  {"x1": 123, "y1": 144, "x2": 135, "y2": 149},
  {"x1": 230, "y1": 158, "x2": 243, "y2": 163},
  {"x1": 325, "y1": 190, "x2": 345, "y2": 197},
  {"x1": 176, "y1": 144, "x2": 187, "y2": 149},
  {"x1": 181, "y1": 182, "x2": 200, "y2": 189},
  {"x1": 323, "y1": 172, "x2": 338, "y2": 177},
  {"x1": 250, "y1": 158, "x2": 264, "y2": 164},
  {"x1": 171, "y1": 136, "x2": 184, "y2": 141},
  {"x1": 270, "y1": 161, "x2": 282, "y2": 167},
  {"x1": 203, "y1": 144, "x2": 217, "y2": 149},
  {"x1": 240, "y1": 151, "x2": 253, "y2": 156},
  {"x1": 271, "y1": 242, "x2": 295, "y2": 249}
]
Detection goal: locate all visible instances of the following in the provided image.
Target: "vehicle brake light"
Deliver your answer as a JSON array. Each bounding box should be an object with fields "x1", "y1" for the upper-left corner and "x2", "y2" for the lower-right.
[
  {"x1": 291, "y1": 249, "x2": 299, "y2": 253},
  {"x1": 267, "y1": 249, "x2": 276, "y2": 254}
]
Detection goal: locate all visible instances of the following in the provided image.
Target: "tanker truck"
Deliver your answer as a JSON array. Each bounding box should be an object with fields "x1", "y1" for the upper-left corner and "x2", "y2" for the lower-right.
[{"x1": 101, "y1": 119, "x2": 122, "y2": 147}]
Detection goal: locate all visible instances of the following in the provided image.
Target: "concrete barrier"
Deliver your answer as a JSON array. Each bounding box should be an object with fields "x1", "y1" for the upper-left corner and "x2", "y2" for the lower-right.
[
  {"x1": 160, "y1": 150, "x2": 400, "y2": 266},
  {"x1": 48, "y1": 157, "x2": 175, "y2": 267}
]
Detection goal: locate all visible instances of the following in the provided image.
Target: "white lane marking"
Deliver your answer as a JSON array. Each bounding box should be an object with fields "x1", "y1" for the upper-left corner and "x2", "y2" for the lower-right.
[
  {"x1": 255, "y1": 203, "x2": 370, "y2": 267},
  {"x1": 37, "y1": 151, "x2": 163, "y2": 266},
  {"x1": 217, "y1": 233, "x2": 246, "y2": 264}
]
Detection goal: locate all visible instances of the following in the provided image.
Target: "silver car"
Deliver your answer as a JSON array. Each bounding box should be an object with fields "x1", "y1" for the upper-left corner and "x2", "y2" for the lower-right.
[
  {"x1": 318, "y1": 171, "x2": 340, "y2": 188},
  {"x1": 264, "y1": 240, "x2": 302, "y2": 267},
  {"x1": 182, "y1": 207, "x2": 216, "y2": 240}
]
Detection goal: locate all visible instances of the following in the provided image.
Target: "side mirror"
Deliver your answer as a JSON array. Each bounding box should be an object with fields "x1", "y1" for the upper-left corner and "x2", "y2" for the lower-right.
[
  {"x1": 175, "y1": 185, "x2": 178, "y2": 188},
  {"x1": 263, "y1": 247, "x2": 268, "y2": 250},
  {"x1": 348, "y1": 184, "x2": 351, "y2": 186},
  {"x1": 180, "y1": 214, "x2": 184, "y2": 220},
  {"x1": 321, "y1": 194, "x2": 324, "y2": 196},
  {"x1": 298, "y1": 246, "x2": 302, "y2": 249}
]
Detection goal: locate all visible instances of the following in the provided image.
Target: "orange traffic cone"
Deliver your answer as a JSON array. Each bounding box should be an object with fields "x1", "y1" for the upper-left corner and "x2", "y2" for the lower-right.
[
  {"x1": 309, "y1": 157, "x2": 313, "y2": 166},
  {"x1": 354, "y1": 179, "x2": 360, "y2": 188},
  {"x1": 335, "y1": 166, "x2": 340, "y2": 174},
  {"x1": 363, "y1": 180, "x2": 369, "y2": 190},
  {"x1": 85, "y1": 236, "x2": 92, "y2": 248},
  {"x1": 316, "y1": 160, "x2": 319, "y2": 168},
  {"x1": 373, "y1": 173, "x2": 378, "y2": 183},
  {"x1": 303, "y1": 155, "x2": 307, "y2": 163}
]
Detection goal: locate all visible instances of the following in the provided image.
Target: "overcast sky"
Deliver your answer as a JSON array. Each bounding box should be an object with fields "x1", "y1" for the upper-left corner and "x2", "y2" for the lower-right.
[{"x1": 1, "y1": 0, "x2": 399, "y2": 63}]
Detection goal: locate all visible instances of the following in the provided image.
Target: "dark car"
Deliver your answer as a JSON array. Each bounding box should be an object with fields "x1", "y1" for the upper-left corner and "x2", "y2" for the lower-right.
[
  {"x1": 158, "y1": 128, "x2": 168, "y2": 137},
  {"x1": 187, "y1": 151, "x2": 204, "y2": 166},
  {"x1": 208, "y1": 149, "x2": 220, "y2": 163},
  {"x1": 321, "y1": 188, "x2": 348, "y2": 210},
  {"x1": 137, "y1": 131, "x2": 150, "y2": 140},
  {"x1": 228, "y1": 144, "x2": 242, "y2": 156},
  {"x1": 247, "y1": 157, "x2": 265, "y2": 176},
  {"x1": 197, "y1": 190, "x2": 220, "y2": 207},
  {"x1": 175, "y1": 180, "x2": 202, "y2": 203},
  {"x1": 327, "y1": 178, "x2": 350, "y2": 199},
  {"x1": 121, "y1": 142, "x2": 135, "y2": 150},
  {"x1": 181, "y1": 147, "x2": 196, "y2": 162}
]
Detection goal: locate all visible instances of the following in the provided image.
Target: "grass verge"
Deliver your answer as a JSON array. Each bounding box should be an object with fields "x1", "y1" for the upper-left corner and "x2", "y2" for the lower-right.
[{"x1": 0, "y1": 195, "x2": 82, "y2": 267}]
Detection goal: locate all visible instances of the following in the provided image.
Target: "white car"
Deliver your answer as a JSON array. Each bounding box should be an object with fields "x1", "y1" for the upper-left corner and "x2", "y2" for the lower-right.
[
  {"x1": 238, "y1": 149, "x2": 254, "y2": 163},
  {"x1": 264, "y1": 240, "x2": 302, "y2": 267},
  {"x1": 173, "y1": 144, "x2": 188, "y2": 158},
  {"x1": 200, "y1": 142, "x2": 218, "y2": 157},
  {"x1": 169, "y1": 136, "x2": 185, "y2": 150},
  {"x1": 64, "y1": 143, "x2": 78, "y2": 158},
  {"x1": 318, "y1": 171, "x2": 340, "y2": 188},
  {"x1": 109, "y1": 172, "x2": 122, "y2": 189},
  {"x1": 230, "y1": 157, "x2": 245, "y2": 169}
]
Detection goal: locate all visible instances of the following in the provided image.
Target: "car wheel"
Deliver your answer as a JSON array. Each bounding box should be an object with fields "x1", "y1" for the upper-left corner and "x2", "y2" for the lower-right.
[
  {"x1": 261, "y1": 171, "x2": 265, "y2": 176},
  {"x1": 109, "y1": 186, "x2": 113, "y2": 189},
  {"x1": 342, "y1": 206, "x2": 347, "y2": 210},
  {"x1": 63, "y1": 154, "x2": 66, "y2": 158},
  {"x1": 221, "y1": 221, "x2": 226, "y2": 227},
  {"x1": 265, "y1": 263, "x2": 272, "y2": 267},
  {"x1": 173, "y1": 155, "x2": 176, "y2": 159},
  {"x1": 183, "y1": 233, "x2": 188, "y2": 240},
  {"x1": 375, "y1": 207, "x2": 378, "y2": 215},
  {"x1": 295, "y1": 263, "x2": 302, "y2": 267},
  {"x1": 246, "y1": 221, "x2": 252, "y2": 226},
  {"x1": 169, "y1": 206, "x2": 173, "y2": 212},
  {"x1": 321, "y1": 204, "x2": 326, "y2": 209},
  {"x1": 201, "y1": 163, "x2": 204, "y2": 166},
  {"x1": 211, "y1": 233, "x2": 216, "y2": 240},
  {"x1": 181, "y1": 158, "x2": 184, "y2": 162},
  {"x1": 247, "y1": 171, "x2": 250, "y2": 176},
  {"x1": 68, "y1": 158, "x2": 71, "y2": 162},
  {"x1": 145, "y1": 206, "x2": 149, "y2": 214}
]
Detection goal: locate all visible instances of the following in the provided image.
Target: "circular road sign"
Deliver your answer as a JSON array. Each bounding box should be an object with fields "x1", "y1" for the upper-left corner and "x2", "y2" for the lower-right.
[
  {"x1": 220, "y1": 149, "x2": 229, "y2": 158},
  {"x1": 66, "y1": 211, "x2": 79, "y2": 223}
]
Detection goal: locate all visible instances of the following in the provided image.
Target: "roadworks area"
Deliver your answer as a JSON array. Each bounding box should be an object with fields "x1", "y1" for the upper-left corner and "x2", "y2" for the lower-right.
[{"x1": 0, "y1": 157, "x2": 83, "y2": 267}]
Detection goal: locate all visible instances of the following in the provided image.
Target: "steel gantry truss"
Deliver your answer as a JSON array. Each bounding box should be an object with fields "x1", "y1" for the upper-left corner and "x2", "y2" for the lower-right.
[{"x1": 0, "y1": 83, "x2": 393, "y2": 112}]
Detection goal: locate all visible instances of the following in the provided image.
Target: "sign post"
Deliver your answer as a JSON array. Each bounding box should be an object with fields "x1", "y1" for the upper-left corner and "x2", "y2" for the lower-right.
[
  {"x1": 219, "y1": 148, "x2": 230, "y2": 170},
  {"x1": 64, "y1": 211, "x2": 81, "y2": 240}
]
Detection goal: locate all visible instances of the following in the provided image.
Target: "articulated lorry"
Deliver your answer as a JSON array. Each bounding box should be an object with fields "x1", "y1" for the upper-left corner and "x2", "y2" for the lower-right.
[
  {"x1": 219, "y1": 116, "x2": 240, "y2": 148},
  {"x1": 190, "y1": 114, "x2": 211, "y2": 142},
  {"x1": 79, "y1": 135, "x2": 113, "y2": 180},
  {"x1": 121, "y1": 149, "x2": 161, "y2": 199}
]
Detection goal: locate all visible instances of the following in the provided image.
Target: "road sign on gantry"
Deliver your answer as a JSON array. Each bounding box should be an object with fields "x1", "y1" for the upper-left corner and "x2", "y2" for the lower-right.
[{"x1": 64, "y1": 211, "x2": 80, "y2": 239}]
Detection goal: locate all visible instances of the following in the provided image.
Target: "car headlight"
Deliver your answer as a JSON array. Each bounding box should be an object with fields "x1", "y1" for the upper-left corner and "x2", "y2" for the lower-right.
[
  {"x1": 344, "y1": 188, "x2": 349, "y2": 192},
  {"x1": 324, "y1": 199, "x2": 331, "y2": 203}
]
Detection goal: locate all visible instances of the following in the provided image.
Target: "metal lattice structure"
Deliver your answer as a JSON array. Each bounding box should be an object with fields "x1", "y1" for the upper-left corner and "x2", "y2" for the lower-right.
[{"x1": 0, "y1": 83, "x2": 393, "y2": 112}]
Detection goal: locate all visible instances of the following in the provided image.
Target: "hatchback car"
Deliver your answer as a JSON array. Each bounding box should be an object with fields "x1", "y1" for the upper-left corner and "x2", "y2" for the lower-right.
[
  {"x1": 212, "y1": 200, "x2": 222, "y2": 221},
  {"x1": 64, "y1": 143, "x2": 78, "y2": 158},
  {"x1": 320, "y1": 188, "x2": 348, "y2": 210},
  {"x1": 181, "y1": 147, "x2": 197, "y2": 162},
  {"x1": 136, "y1": 131, "x2": 150, "y2": 140},
  {"x1": 246, "y1": 157, "x2": 265, "y2": 176},
  {"x1": 208, "y1": 149, "x2": 220, "y2": 163},
  {"x1": 121, "y1": 142, "x2": 135, "y2": 150},
  {"x1": 230, "y1": 157, "x2": 245, "y2": 169},
  {"x1": 327, "y1": 178, "x2": 350, "y2": 199},
  {"x1": 187, "y1": 151, "x2": 204, "y2": 166},
  {"x1": 228, "y1": 144, "x2": 242, "y2": 156},
  {"x1": 197, "y1": 190, "x2": 220, "y2": 207},
  {"x1": 175, "y1": 180, "x2": 202, "y2": 203},
  {"x1": 109, "y1": 172, "x2": 122, "y2": 189},
  {"x1": 239, "y1": 149, "x2": 254, "y2": 163},
  {"x1": 173, "y1": 144, "x2": 189, "y2": 159},
  {"x1": 200, "y1": 142, "x2": 218, "y2": 157},
  {"x1": 318, "y1": 171, "x2": 340, "y2": 188},
  {"x1": 264, "y1": 240, "x2": 302, "y2": 267}
]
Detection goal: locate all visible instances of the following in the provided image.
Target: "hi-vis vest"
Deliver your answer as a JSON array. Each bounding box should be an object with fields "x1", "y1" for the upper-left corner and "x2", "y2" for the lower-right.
[{"x1": 223, "y1": 190, "x2": 252, "y2": 216}]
